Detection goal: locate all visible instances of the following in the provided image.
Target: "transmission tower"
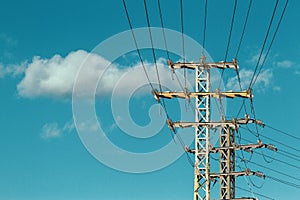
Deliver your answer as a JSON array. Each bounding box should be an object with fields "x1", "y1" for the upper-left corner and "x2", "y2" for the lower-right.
[{"x1": 153, "y1": 56, "x2": 276, "y2": 200}]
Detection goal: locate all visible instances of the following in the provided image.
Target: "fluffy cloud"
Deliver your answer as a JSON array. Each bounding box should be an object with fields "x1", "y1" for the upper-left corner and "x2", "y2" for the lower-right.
[
  {"x1": 226, "y1": 69, "x2": 273, "y2": 91},
  {"x1": 17, "y1": 50, "x2": 92, "y2": 98},
  {"x1": 40, "y1": 120, "x2": 75, "y2": 139},
  {"x1": 16, "y1": 50, "x2": 175, "y2": 98}
]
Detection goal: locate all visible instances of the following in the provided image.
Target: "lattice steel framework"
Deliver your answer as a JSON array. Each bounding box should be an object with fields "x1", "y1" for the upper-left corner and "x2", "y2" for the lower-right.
[
  {"x1": 194, "y1": 56, "x2": 210, "y2": 200},
  {"x1": 219, "y1": 126, "x2": 235, "y2": 199},
  {"x1": 153, "y1": 58, "x2": 276, "y2": 200}
]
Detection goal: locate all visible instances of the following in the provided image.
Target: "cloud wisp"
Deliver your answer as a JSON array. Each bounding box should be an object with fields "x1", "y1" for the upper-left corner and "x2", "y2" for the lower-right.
[
  {"x1": 0, "y1": 63, "x2": 26, "y2": 78},
  {"x1": 40, "y1": 120, "x2": 75, "y2": 140},
  {"x1": 226, "y1": 68, "x2": 273, "y2": 91}
]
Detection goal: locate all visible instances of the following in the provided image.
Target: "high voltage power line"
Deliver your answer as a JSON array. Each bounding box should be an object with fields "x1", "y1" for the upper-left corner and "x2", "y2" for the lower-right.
[
  {"x1": 248, "y1": 0, "x2": 279, "y2": 89},
  {"x1": 251, "y1": 0, "x2": 289, "y2": 88},
  {"x1": 122, "y1": 0, "x2": 196, "y2": 169},
  {"x1": 121, "y1": 0, "x2": 292, "y2": 199}
]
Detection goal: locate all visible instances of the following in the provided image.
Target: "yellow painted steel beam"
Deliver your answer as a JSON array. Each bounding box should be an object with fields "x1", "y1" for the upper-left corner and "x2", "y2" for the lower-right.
[
  {"x1": 168, "y1": 59, "x2": 239, "y2": 71},
  {"x1": 153, "y1": 89, "x2": 252, "y2": 101}
]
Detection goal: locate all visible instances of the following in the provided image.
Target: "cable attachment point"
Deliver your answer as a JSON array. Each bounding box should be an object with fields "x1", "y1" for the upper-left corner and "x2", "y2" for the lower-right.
[
  {"x1": 184, "y1": 87, "x2": 191, "y2": 100},
  {"x1": 255, "y1": 171, "x2": 266, "y2": 179},
  {"x1": 166, "y1": 118, "x2": 175, "y2": 132},
  {"x1": 200, "y1": 54, "x2": 206, "y2": 65},
  {"x1": 267, "y1": 144, "x2": 278, "y2": 152},
  {"x1": 152, "y1": 89, "x2": 160, "y2": 104},
  {"x1": 255, "y1": 119, "x2": 265, "y2": 127},
  {"x1": 232, "y1": 58, "x2": 239, "y2": 72},
  {"x1": 245, "y1": 168, "x2": 251, "y2": 175},
  {"x1": 168, "y1": 59, "x2": 174, "y2": 71},
  {"x1": 215, "y1": 88, "x2": 221, "y2": 100},
  {"x1": 185, "y1": 146, "x2": 195, "y2": 154},
  {"x1": 167, "y1": 60, "x2": 175, "y2": 80},
  {"x1": 247, "y1": 88, "x2": 254, "y2": 101}
]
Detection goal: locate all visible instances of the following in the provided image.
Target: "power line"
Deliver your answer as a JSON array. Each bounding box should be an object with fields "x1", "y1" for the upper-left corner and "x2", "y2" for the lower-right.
[
  {"x1": 236, "y1": 161, "x2": 257, "y2": 198},
  {"x1": 171, "y1": 127, "x2": 194, "y2": 167},
  {"x1": 218, "y1": 0, "x2": 238, "y2": 89},
  {"x1": 278, "y1": 148, "x2": 300, "y2": 160},
  {"x1": 239, "y1": 135, "x2": 300, "y2": 163},
  {"x1": 123, "y1": 0, "x2": 178, "y2": 154},
  {"x1": 238, "y1": 155, "x2": 300, "y2": 182},
  {"x1": 134, "y1": 0, "x2": 194, "y2": 165},
  {"x1": 249, "y1": 99, "x2": 261, "y2": 139},
  {"x1": 143, "y1": 0, "x2": 163, "y2": 94},
  {"x1": 260, "y1": 133, "x2": 300, "y2": 153},
  {"x1": 239, "y1": 151, "x2": 300, "y2": 190},
  {"x1": 233, "y1": 0, "x2": 253, "y2": 119},
  {"x1": 235, "y1": 0, "x2": 253, "y2": 58},
  {"x1": 260, "y1": 132, "x2": 300, "y2": 153},
  {"x1": 253, "y1": 150, "x2": 300, "y2": 171},
  {"x1": 267, "y1": 174, "x2": 300, "y2": 190},
  {"x1": 236, "y1": 150, "x2": 266, "y2": 189},
  {"x1": 251, "y1": 0, "x2": 289, "y2": 88},
  {"x1": 236, "y1": 186, "x2": 275, "y2": 200},
  {"x1": 179, "y1": 0, "x2": 187, "y2": 92},
  {"x1": 248, "y1": 0, "x2": 279, "y2": 89},
  {"x1": 202, "y1": 0, "x2": 208, "y2": 55},
  {"x1": 240, "y1": 126, "x2": 300, "y2": 153},
  {"x1": 124, "y1": 0, "x2": 292, "y2": 198},
  {"x1": 142, "y1": 1, "x2": 195, "y2": 159},
  {"x1": 122, "y1": 0, "x2": 154, "y2": 91},
  {"x1": 265, "y1": 122, "x2": 300, "y2": 141},
  {"x1": 180, "y1": 0, "x2": 185, "y2": 63},
  {"x1": 143, "y1": 0, "x2": 172, "y2": 117},
  {"x1": 157, "y1": 0, "x2": 170, "y2": 61},
  {"x1": 224, "y1": 0, "x2": 237, "y2": 62}
]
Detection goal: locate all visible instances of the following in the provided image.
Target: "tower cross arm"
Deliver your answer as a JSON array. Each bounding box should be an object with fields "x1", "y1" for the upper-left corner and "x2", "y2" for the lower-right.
[
  {"x1": 167, "y1": 115, "x2": 261, "y2": 130},
  {"x1": 210, "y1": 140, "x2": 277, "y2": 153},
  {"x1": 210, "y1": 169, "x2": 264, "y2": 179},
  {"x1": 153, "y1": 89, "x2": 252, "y2": 102},
  {"x1": 168, "y1": 59, "x2": 239, "y2": 71}
]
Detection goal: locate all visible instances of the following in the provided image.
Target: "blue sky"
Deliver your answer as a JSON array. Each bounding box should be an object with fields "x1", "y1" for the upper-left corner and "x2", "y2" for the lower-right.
[{"x1": 1, "y1": 0, "x2": 300, "y2": 199}]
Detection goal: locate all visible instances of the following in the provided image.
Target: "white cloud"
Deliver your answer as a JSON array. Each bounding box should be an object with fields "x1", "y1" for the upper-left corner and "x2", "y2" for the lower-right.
[
  {"x1": 246, "y1": 53, "x2": 267, "y2": 65},
  {"x1": 226, "y1": 69, "x2": 273, "y2": 91},
  {"x1": 276, "y1": 60, "x2": 294, "y2": 68},
  {"x1": 40, "y1": 123, "x2": 61, "y2": 139},
  {"x1": 17, "y1": 50, "x2": 91, "y2": 98},
  {"x1": 40, "y1": 120, "x2": 75, "y2": 139},
  {"x1": 62, "y1": 120, "x2": 76, "y2": 132},
  {"x1": 16, "y1": 49, "x2": 176, "y2": 99}
]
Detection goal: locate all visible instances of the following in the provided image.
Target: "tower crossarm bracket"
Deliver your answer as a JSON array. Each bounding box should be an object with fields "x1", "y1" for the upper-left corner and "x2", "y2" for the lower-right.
[
  {"x1": 166, "y1": 115, "x2": 262, "y2": 130},
  {"x1": 210, "y1": 168, "x2": 264, "y2": 179},
  {"x1": 168, "y1": 59, "x2": 239, "y2": 71},
  {"x1": 153, "y1": 89, "x2": 252, "y2": 102},
  {"x1": 210, "y1": 140, "x2": 277, "y2": 153}
]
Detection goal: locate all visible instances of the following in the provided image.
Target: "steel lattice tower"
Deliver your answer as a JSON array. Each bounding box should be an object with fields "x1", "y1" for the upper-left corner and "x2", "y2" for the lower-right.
[
  {"x1": 194, "y1": 56, "x2": 211, "y2": 200},
  {"x1": 153, "y1": 56, "x2": 277, "y2": 200}
]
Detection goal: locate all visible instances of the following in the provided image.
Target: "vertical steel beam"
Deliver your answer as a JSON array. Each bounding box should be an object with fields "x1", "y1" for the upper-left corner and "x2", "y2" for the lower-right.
[
  {"x1": 219, "y1": 126, "x2": 235, "y2": 199},
  {"x1": 194, "y1": 57, "x2": 210, "y2": 200}
]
